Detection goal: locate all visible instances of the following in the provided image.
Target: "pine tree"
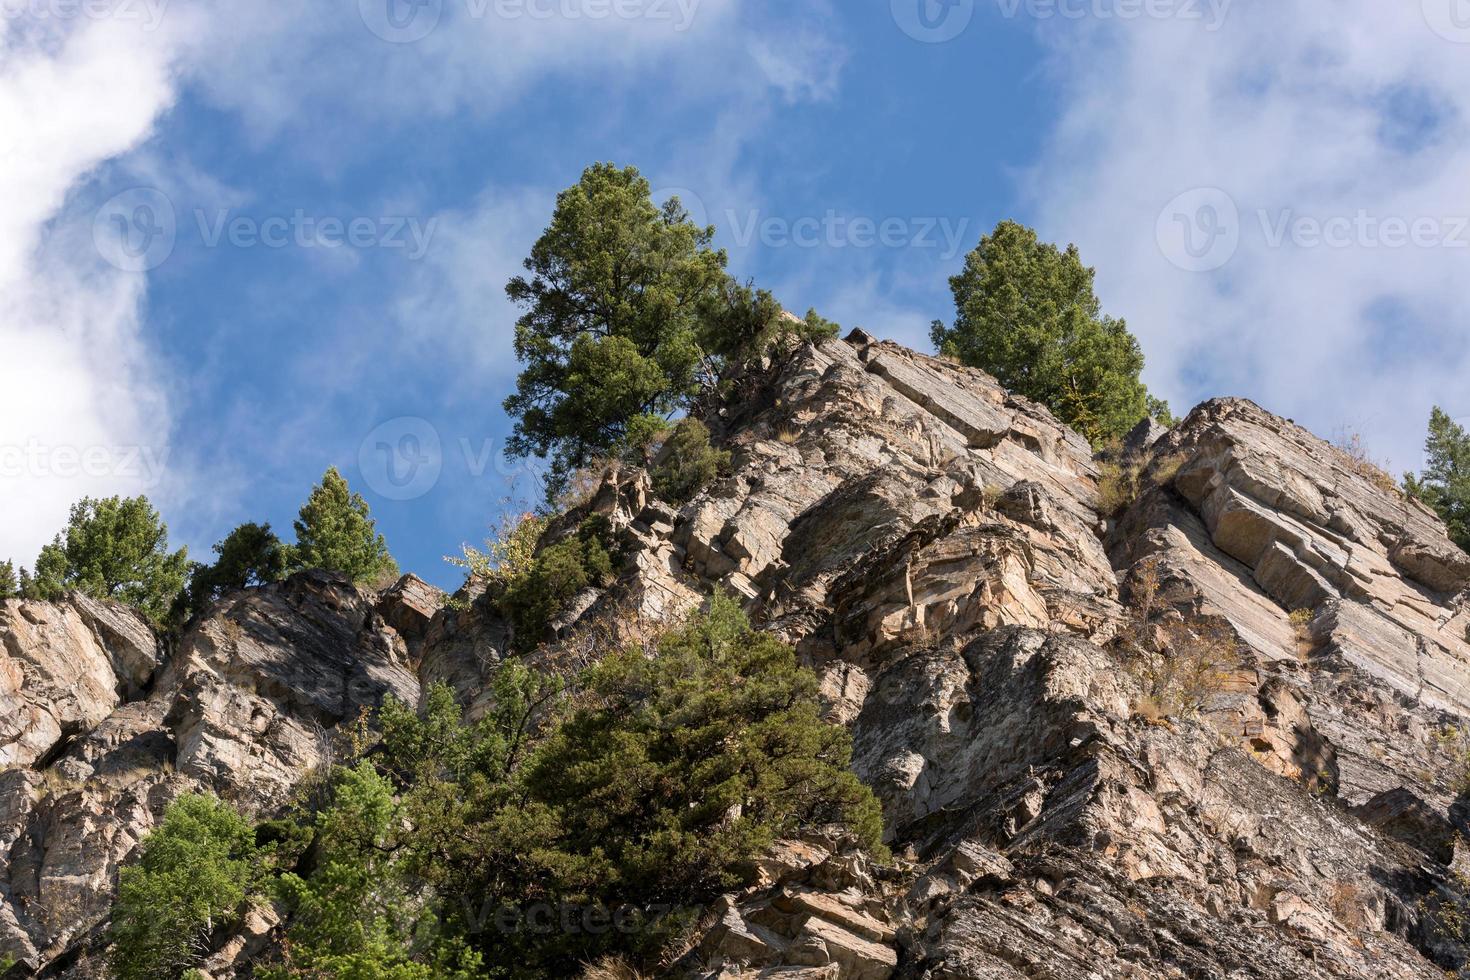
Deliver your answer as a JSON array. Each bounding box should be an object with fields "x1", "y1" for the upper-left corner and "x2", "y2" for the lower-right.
[
  {"x1": 1406, "y1": 407, "x2": 1470, "y2": 553},
  {"x1": 28, "y1": 496, "x2": 188, "y2": 628},
  {"x1": 292, "y1": 468, "x2": 398, "y2": 585},
  {"x1": 932, "y1": 220, "x2": 1170, "y2": 446},
  {"x1": 504, "y1": 163, "x2": 730, "y2": 497}
]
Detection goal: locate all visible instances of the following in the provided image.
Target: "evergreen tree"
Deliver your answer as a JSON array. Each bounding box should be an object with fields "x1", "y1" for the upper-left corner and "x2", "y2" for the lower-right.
[
  {"x1": 108, "y1": 795, "x2": 263, "y2": 980},
  {"x1": 293, "y1": 468, "x2": 398, "y2": 585},
  {"x1": 932, "y1": 220, "x2": 1169, "y2": 446},
  {"x1": 1406, "y1": 407, "x2": 1470, "y2": 553},
  {"x1": 503, "y1": 163, "x2": 730, "y2": 497},
  {"x1": 184, "y1": 522, "x2": 293, "y2": 618},
  {"x1": 0, "y1": 560, "x2": 18, "y2": 600},
  {"x1": 28, "y1": 496, "x2": 188, "y2": 628}
]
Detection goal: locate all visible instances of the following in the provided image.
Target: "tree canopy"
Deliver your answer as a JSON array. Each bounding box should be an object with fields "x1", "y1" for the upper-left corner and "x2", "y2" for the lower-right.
[
  {"x1": 25, "y1": 495, "x2": 189, "y2": 628},
  {"x1": 183, "y1": 522, "x2": 293, "y2": 617},
  {"x1": 503, "y1": 163, "x2": 731, "y2": 495},
  {"x1": 931, "y1": 220, "x2": 1171, "y2": 445},
  {"x1": 1406, "y1": 407, "x2": 1470, "y2": 553},
  {"x1": 293, "y1": 467, "x2": 398, "y2": 585}
]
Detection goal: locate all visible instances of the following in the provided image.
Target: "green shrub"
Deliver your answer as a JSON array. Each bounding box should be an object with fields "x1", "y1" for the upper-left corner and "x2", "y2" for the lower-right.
[
  {"x1": 27, "y1": 495, "x2": 189, "y2": 630},
  {"x1": 108, "y1": 795, "x2": 263, "y2": 980},
  {"x1": 499, "y1": 516, "x2": 617, "y2": 652},
  {"x1": 261, "y1": 764, "x2": 483, "y2": 980},
  {"x1": 650, "y1": 418, "x2": 730, "y2": 505},
  {"x1": 364, "y1": 596, "x2": 885, "y2": 976}
]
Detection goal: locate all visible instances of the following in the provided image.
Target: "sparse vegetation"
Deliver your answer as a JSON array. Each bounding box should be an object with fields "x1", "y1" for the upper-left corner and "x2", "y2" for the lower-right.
[
  {"x1": 1118, "y1": 560, "x2": 1242, "y2": 718},
  {"x1": 108, "y1": 794, "x2": 265, "y2": 980},
  {"x1": 499, "y1": 516, "x2": 618, "y2": 652},
  {"x1": 1097, "y1": 448, "x2": 1189, "y2": 518},
  {"x1": 1333, "y1": 430, "x2": 1400, "y2": 495},
  {"x1": 650, "y1": 417, "x2": 730, "y2": 505},
  {"x1": 1290, "y1": 607, "x2": 1316, "y2": 659}
]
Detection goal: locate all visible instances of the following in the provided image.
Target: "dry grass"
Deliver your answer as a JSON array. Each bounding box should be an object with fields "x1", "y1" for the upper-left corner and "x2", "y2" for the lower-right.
[
  {"x1": 580, "y1": 957, "x2": 650, "y2": 980},
  {"x1": 1327, "y1": 881, "x2": 1370, "y2": 930},
  {"x1": 1119, "y1": 560, "x2": 1243, "y2": 719},
  {"x1": 1290, "y1": 607, "x2": 1316, "y2": 660},
  {"x1": 1333, "y1": 431, "x2": 1401, "y2": 496},
  {"x1": 775, "y1": 425, "x2": 801, "y2": 445},
  {"x1": 1097, "y1": 448, "x2": 1189, "y2": 518}
]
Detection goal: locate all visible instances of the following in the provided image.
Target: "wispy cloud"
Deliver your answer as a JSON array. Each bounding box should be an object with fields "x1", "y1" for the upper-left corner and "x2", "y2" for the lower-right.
[{"x1": 1022, "y1": 1, "x2": 1470, "y2": 472}]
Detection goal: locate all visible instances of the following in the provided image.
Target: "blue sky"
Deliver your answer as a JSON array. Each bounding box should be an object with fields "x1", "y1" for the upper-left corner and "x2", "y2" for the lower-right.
[{"x1": 4, "y1": 1, "x2": 1470, "y2": 588}]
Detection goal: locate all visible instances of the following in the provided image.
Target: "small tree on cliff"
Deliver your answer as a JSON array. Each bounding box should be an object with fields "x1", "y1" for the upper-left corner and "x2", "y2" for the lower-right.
[
  {"x1": 932, "y1": 220, "x2": 1171, "y2": 446},
  {"x1": 293, "y1": 468, "x2": 398, "y2": 585},
  {"x1": 503, "y1": 163, "x2": 730, "y2": 498},
  {"x1": 1406, "y1": 407, "x2": 1470, "y2": 553},
  {"x1": 26, "y1": 496, "x2": 189, "y2": 628},
  {"x1": 0, "y1": 561, "x2": 18, "y2": 600},
  {"x1": 184, "y1": 522, "x2": 294, "y2": 617}
]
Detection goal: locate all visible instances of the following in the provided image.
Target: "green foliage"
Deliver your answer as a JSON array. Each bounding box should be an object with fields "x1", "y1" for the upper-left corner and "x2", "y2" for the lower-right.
[
  {"x1": 293, "y1": 467, "x2": 398, "y2": 585},
  {"x1": 448, "y1": 513, "x2": 549, "y2": 588},
  {"x1": 931, "y1": 220, "x2": 1162, "y2": 446},
  {"x1": 262, "y1": 764, "x2": 483, "y2": 980},
  {"x1": 0, "y1": 561, "x2": 17, "y2": 600},
  {"x1": 1406, "y1": 407, "x2": 1470, "y2": 553},
  {"x1": 525, "y1": 594, "x2": 887, "y2": 900},
  {"x1": 27, "y1": 495, "x2": 188, "y2": 628},
  {"x1": 499, "y1": 517, "x2": 617, "y2": 652},
  {"x1": 650, "y1": 418, "x2": 731, "y2": 505},
  {"x1": 184, "y1": 522, "x2": 293, "y2": 618},
  {"x1": 108, "y1": 795, "x2": 263, "y2": 980},
  {"x1": 373, "y1": 595, "x2": 884, "y2": 976},
  {"x1": 504, "y1": 163, "x2": 730, "y2": 498}
]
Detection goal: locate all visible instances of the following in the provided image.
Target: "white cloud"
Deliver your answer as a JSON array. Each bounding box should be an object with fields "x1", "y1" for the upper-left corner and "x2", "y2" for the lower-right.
[
  {"x1": 1023, "y1": 1, "x2": 1470, "y2": 473},
  {"x1": 0, "y1": 9, "x2": 192, "y2": 567}
]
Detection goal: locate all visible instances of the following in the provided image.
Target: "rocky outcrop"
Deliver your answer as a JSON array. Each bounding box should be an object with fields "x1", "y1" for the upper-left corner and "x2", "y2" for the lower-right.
[
  {"x1": 7, "y1": 330, "x2": 1470, "y2": 978},
  {"x1": 0, "y1": 571, "x2": 420, "y2": 975}
]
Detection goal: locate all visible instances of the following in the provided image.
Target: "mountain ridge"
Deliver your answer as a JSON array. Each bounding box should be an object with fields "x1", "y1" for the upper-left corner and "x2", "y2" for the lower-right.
[{"x1": 4, "y1": 330, "x2": 1470, "y2": 978}]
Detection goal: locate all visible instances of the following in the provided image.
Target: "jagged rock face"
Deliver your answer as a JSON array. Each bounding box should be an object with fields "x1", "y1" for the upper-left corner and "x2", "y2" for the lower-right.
[
  {"x1": 0, "y1": 571, "x2": 419, "y2": 976},
  {"x1": 7, "y1": 333, "x2": 1470, "y2": 978}
]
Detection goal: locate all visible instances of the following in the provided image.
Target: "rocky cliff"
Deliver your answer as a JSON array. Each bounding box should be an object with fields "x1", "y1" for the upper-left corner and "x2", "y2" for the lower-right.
[{"x1": 5, "y1": 331, "x2": 1470, "y2": 978}]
